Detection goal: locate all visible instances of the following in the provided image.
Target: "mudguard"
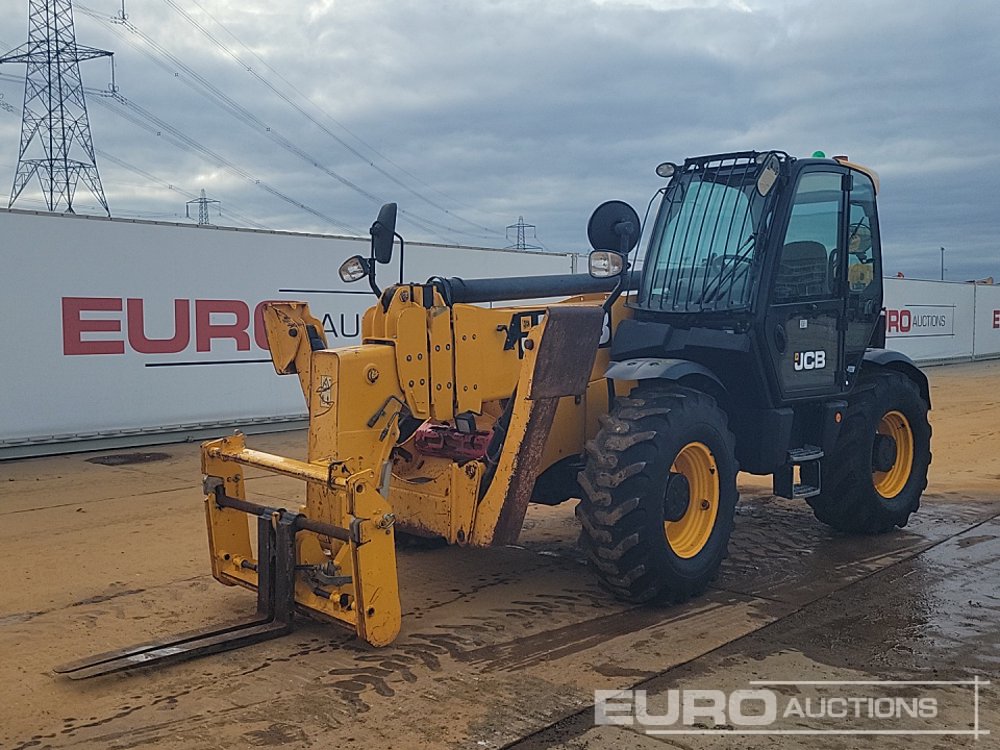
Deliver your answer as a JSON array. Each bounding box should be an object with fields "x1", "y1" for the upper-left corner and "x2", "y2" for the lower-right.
[
  {"x1": 862, "y1": 349, "x2": 931, "y2": 408},
  {"x1": 605, "y1": 357, "x2": 724, "y2": 390}
]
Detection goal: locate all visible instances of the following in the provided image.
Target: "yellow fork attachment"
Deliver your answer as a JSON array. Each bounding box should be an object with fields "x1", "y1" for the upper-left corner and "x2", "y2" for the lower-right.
[
  {"x1": 201, "y1": 433, "x2": 400, "y2": 647},
  {"x1": 54, "y1": 437, "x2": 399, "y2": 679}
]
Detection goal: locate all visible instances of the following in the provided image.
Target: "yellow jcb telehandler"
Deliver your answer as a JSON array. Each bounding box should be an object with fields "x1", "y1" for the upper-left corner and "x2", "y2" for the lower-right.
[{"x1": 59, "y1": 150, "x2": 931, "y2": 678}]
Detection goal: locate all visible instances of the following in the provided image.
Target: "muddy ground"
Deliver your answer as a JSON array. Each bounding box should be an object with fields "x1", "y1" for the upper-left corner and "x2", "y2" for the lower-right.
[{"x1": 1, "y1": 360, "x2": 997, "y2": 749}]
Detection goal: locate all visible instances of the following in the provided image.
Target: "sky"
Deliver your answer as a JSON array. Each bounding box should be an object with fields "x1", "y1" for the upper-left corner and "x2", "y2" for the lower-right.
[{"x1": 0, "y1": 0, "x2": 997, "y2": 280}]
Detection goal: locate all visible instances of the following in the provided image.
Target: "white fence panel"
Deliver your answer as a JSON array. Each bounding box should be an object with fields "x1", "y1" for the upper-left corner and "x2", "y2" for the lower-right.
[
  {"x1": 973, "y1": 283, "x2": 1000, "y2": 359},
  {"x1": 882, "y1": 278, "x2": 976, "y2": 362},
  {"x1": 0, "y1": 210, "x2": 575, "y2": 455}
]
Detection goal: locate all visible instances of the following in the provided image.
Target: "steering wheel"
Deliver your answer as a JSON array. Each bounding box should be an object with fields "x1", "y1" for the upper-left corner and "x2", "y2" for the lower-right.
[{"x1": 697, "y1": 254, "x2": 754, "y2": 304}]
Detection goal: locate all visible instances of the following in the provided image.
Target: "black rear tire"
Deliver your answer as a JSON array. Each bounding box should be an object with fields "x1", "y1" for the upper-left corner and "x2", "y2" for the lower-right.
[
  {"x1": 807, "y1": 370, "x2": 931, "y2": 533},
  {"x1": 577, "y1": 385, "x2": 739, "y2": 603}
]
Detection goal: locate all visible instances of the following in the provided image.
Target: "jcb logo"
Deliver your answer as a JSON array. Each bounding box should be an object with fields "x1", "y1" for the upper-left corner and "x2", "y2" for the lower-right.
[{"x1": 793, "y1": 350, "x2": 826, "y2": 371}]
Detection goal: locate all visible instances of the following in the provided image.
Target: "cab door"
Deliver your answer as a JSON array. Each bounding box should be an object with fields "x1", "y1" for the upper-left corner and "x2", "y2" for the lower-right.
[
  {"x1": 841, "y1": 172, "x2": 883, "y2": 390},
  {"x1": 764, "y1": 169, "x2": 846, "y2": 401}
]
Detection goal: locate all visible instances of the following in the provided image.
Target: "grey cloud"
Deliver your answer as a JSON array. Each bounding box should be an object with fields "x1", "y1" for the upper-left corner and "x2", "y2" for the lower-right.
[{"x1": 0, "y1": 0, "x2": 996, "y2": 278}]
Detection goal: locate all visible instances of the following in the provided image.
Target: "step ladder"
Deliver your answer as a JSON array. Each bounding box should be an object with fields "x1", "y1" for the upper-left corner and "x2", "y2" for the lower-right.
[{"x1": 773, "y1": 445, "x2": 823, "y2": 499}]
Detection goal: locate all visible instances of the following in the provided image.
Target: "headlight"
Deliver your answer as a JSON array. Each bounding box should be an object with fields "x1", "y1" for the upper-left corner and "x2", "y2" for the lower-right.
[
  {"x1": 589, "y1": 250, "x2": 625, "y2": 279},
  {"x1": 339, "y1": 255, "x2": 369, "y2": 283},
  {"x1": 655, "y1": 162, "x2": 677, "y2": 179}
]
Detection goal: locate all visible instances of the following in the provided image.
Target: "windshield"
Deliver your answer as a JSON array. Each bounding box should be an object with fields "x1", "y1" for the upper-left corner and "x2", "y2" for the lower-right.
[{"x1": 638, "y1": 154, "x2": 779, "y2": 313}]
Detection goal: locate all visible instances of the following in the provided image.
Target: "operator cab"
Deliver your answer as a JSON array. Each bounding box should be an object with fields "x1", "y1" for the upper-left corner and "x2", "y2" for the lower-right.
[
  {"x1": 590, "y1": 150, "x2": 898, "y2": 476},
  {"x1": 597, "y1": 151, "x2": 884, "y2": 405}
]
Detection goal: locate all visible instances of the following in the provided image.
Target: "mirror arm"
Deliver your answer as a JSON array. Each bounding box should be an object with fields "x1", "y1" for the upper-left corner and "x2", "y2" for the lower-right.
[
  {"x1": 617, "y1": 224, "x2": 633, "y2": 255},
  {"x1": 395, "y1": 232, "x2": 405, "y2": 285},
  {"x1": 598, "y1": 220, "x2": 635, "y2": 313},
  {"x1": 602, "y1": 260, "x2": 631, "y2": 314},
  {"x1": 368, "y1": 238, "x2": 382, "y2": 297}
]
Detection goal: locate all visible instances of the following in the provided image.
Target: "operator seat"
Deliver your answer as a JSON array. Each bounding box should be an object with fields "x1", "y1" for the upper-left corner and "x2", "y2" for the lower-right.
[{"x1": 775, "y1": 241, "x2": 829, "y2": 299}]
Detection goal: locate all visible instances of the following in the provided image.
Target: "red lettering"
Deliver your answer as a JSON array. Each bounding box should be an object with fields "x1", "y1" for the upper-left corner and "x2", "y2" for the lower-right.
[
  {"x1": 993, "y1": 310, "x2": 1000, "y2": 329},
  {"x1": 886, "y1": 309, "x2": 914, "y2": 334},
  {"x1": 62, "y1": 297, "x2": 124, "y2": 355},
  {"x1": 195, "y1": 299, "x2": 251, "y2": 352},
  {"x1": 126, "y1": 299, "x2": 190, "y2": 354}
]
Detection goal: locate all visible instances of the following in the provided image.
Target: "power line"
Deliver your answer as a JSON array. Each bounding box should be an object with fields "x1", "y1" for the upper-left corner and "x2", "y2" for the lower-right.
[
  {"x1": 0, "y1": 73, "x2": 275, "y2": 231},
  {"x1": 89, "y1": 91, "x2": 363, "y2": 234},
  {"x1": 75, "y1": 3, "x2": 500, "y2": 243},
  {"x1": 170, "y1": 0, "x2": 508, "y2": 229},
  {"x1": 96, "y1": 149, "x2": 270, "y2": 230},
  {"x1": 0, "y1": 66, "x2": 282, "y2": 234}
]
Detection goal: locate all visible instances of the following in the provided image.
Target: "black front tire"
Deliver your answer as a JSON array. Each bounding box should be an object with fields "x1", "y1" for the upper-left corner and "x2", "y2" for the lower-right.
[
  {"x1": 576, "y1": 385, "x2": 739, "y2": 604},
  {"x1": 808, "y1": 370, "x2": 931, "y2": 533}
]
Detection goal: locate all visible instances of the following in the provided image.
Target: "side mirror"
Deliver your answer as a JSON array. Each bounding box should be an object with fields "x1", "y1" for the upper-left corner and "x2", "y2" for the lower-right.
[
  {"x1": 755, "y1": 152, "x2": 781, "y2": 197},
  {"x1": 339, "y1": 254, "x2": 369, "y2": 283},
  {"x1": 589, "y1": 250, "x2": 625, "y2": 279},
  {"x1": 587, "y1": 200, "x2": 641, "y2": 255},
  {"x1": 370, "y1": 202, "x2": 397, "y2": 264}
]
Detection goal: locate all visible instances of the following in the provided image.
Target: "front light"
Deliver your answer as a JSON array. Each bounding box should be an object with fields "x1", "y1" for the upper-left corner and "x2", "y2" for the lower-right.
[
  {"x1": 655, "y1": 162, "x2": 677, "y2": 179},
  {"x1": 589, "y1": 250, "x2": 625, "y2": 279},
  {"x1": 339, "y1": 254, "x2": 369, "y2": 283}
]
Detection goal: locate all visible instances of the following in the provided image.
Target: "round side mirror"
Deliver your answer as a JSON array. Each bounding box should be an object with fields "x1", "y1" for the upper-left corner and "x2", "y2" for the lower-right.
[
  {"x1": 370, "y1": 202, "x2": 397, "y2": 264},
  {"x1": 587, "y1": 200, "x2": 641, "y2": 255}
]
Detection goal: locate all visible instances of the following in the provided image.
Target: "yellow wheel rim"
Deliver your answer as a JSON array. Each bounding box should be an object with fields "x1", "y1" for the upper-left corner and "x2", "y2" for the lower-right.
[
  {"x1": 664, "y1": 442, "x2": 720, "y2": 559},
  {"x1": 873, "y1": 410, "x2": 914, "y2": 499}
]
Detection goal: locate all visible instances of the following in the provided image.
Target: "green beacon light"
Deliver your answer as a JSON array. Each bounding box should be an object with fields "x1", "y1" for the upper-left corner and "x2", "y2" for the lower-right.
[{"x1": 812, "y1": 150, "x2": 827, "y2": 158}]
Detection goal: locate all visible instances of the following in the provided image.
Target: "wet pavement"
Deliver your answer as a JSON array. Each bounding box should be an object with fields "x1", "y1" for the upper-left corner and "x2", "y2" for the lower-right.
[
  {"x1": 1, "y1": 461, "x2": 996, "y2": 749},
  {"x1": 515, "y1": 511, "x2": 1000, "y2": 749}
]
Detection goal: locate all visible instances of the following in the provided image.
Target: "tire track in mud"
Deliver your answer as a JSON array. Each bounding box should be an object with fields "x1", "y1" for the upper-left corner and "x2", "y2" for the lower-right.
[
  {"x1": 10, "y1": 501, "x2": 999, "y2": 749},
  {"x1": 260, "y1": 499, "x2": 1000, "y2": 715},
  {"x1": 503, "y1": 505, "x2": 1000, "y2": 749},
  {"x1": 313, "y1": 589, "x2": 621, "y2": 712}
]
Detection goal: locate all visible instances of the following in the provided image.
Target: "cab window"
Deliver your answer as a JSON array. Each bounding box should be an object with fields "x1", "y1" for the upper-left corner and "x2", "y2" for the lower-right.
[
  {"x1": 846, "y1": 175, "x2": 880, "y2": 293},
  {"x1": 773, "y1": 172, "x2": 841, "y2": 303}
]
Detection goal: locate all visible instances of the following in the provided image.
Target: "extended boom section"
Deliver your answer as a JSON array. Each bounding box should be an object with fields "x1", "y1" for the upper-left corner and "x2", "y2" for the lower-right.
[{"x1": 207, "y1": 284, "x2": 605, "y2": 641}]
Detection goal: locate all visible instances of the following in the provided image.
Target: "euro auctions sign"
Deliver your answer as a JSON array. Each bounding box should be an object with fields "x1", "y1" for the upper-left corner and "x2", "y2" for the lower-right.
[
  {"x1": 881, "y1": 278, "x2": 1000, "y2": 361},
  {"x1": 594, "y1": 679, "x2": 990, "y2": 738},
  {"x1": 885, "y1": 306, "x2": 954, "y2": 337},
  {"x1": 881, "y1": 278, "x2": 977, "y2": 362},
  {"x1": 60, "y1": 297, "x2": 361, "y2": 357}
]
